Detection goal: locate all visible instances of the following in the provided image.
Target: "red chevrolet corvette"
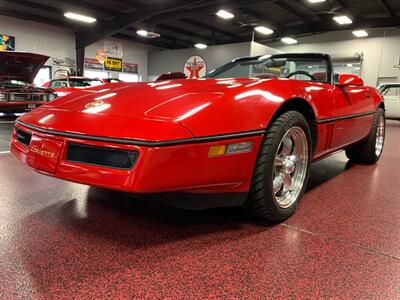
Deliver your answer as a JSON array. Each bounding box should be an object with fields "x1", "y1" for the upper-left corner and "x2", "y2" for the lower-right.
[{"x1": 11, "y1": 53, "x2": 385, "y2": 222}]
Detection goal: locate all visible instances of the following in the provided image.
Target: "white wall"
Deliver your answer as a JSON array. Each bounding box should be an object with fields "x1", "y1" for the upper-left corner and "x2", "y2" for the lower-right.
[
  {"x1": 267, "y1": 27, "x2": 400, "y2": 86},
  {"x1": 86, "y1": 39, "x2": 155, "y2": 81},
  {"x1": 0, "y1": 15, "x2": 75, "y2": 69},
  {"x1": 148, "y1": 41, "x2": 282, "y2": 79},
  {"x1": 0, "y1": 15, "x2": 154, "y2": 81}
]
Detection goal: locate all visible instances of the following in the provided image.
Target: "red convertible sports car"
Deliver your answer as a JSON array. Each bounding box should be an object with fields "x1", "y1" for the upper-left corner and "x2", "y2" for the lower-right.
[
  {"x1": 11, "y1": 53, "x2": 385, "y2": 222},
  {"x1": 0, "y1": 51, "x2": 57, "y2": 114}
]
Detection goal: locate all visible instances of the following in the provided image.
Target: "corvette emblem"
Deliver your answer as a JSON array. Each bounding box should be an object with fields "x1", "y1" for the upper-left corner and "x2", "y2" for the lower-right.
[{"x1": 85, "y1": 100, "x2": 105, "y2": 109}]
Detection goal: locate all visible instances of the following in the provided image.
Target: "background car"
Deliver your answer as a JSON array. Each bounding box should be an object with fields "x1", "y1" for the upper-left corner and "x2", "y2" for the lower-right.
[
  {"x1": 42, "y1": 76, "x2": 108, "y2": 97},
  {"x1": 378, "y1": 83, "x2": 400, "y2": 120},
  {"x1": 0, "y1": 51, "x2": 57, "y2": 114}
]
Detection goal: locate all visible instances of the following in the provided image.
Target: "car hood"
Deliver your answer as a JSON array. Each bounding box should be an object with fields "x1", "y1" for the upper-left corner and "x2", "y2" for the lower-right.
[
  {"x1": 0, "y1": 51, "x2": 49, "y2": 83},
  {"x1": 18, "y1": 78, "x2": 265, "y2": 141}
]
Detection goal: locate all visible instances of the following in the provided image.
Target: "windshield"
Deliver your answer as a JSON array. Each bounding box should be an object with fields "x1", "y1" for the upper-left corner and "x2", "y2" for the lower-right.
[
  {"x1": 0, "y1": 80, "x2": 29, "y2": 88},
  {"x1": 69, "y1": 78, "x2": 103, "y2": 88},
  {"x1": 206, "y1": 54, "x2": 329, "y2": 83}
]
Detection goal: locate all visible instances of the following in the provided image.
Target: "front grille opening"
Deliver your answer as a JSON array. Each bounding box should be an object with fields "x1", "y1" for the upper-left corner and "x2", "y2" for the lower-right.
[
  {"x1": 16, "y1": 129, "x2": 32, "y2": 147},
  {"x1": 67, "y1": 143, "x2": 138, "y2": 170}
]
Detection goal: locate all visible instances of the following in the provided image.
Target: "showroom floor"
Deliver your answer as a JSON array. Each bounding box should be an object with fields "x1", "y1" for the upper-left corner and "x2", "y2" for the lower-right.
[{"x1": 0, "y1": 120, "x2": 399, "y2": 298}]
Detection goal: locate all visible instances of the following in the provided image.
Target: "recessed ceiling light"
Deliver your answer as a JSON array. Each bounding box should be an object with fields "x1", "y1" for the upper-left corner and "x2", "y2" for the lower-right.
[
  {"x1": 307, "y1": 0, "x2": 326, "y2": 3},
  {"x1": 64, "y1": 12, "x2": 96, "y2": 23},
  {"x1": 281, "y1": 37, "x2": 298, "y2": 44},
  {"x1": 194, "y1": 43, "x2": 208, "y2": 49},
  {"x1": 255, "y1": 26, "x2": 274, "y2": 35},
  {"x1": 333, "y1": 15, "x2": 353, "y2": 25},
  {"x1": 352, "y1": 30, "x2": 368, "y2": 38},
  {"x1": 216, "y1": 9, "x2": 234, "y2": 19}
]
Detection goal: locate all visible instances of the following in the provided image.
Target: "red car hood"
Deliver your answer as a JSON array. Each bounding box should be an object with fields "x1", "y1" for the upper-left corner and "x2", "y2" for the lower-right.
[
  {"x1": 0, "y1": 51, "x2": 49, "y2": 83},
  {"x1": 18, "y1": 78, "x2": 260, "y2": 141}
]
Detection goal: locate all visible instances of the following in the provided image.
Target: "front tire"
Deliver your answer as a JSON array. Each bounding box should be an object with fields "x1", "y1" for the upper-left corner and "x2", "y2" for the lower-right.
[
  {"x1": 245, "y1": 111, "x2": 312, "y2": 222},
  {"x1": 345, "y1": 108, "x2": 385, "y2": 164}
]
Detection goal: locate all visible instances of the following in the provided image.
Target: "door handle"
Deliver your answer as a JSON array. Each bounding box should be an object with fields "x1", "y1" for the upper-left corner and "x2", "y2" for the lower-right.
[{"x1": 365, "y1": 93, "x2": 371, "y2": 99}]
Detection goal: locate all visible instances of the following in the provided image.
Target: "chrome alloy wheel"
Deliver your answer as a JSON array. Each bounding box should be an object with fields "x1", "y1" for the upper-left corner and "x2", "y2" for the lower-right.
[
  {"x1": 272, "y1": 127, "x2": 309, "y2": 209},
  {"x1": 375, "y1": 114, "x2": 385, "y2": 157}
]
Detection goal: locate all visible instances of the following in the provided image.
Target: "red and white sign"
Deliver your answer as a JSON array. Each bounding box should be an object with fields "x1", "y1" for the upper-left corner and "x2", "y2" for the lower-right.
[{"x1": 184, "y1": 55, "x2": 207, "y2": 79}]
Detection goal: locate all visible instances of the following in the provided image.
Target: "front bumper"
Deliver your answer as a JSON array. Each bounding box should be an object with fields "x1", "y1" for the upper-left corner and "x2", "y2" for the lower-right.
[
  {"x1": 0, "y1": 102, "x2": 46, "y2": 113},
  {"x1": 11, "y1": 122, "x2": 263, "y2": 194}
]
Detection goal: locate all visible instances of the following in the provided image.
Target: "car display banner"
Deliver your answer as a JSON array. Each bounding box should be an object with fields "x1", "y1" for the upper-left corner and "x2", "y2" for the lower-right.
[
  {"x1": 123, "y1": 63, "x2": 138, "y2": 74},
  {"x1": 85, "y1": 58, "x2": 104, "y2": 70}
]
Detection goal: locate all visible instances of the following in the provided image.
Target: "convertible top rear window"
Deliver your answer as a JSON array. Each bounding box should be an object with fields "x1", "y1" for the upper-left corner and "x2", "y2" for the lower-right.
[{"x1": 206, "y1": 54, "x2": 331, "y2": 83}]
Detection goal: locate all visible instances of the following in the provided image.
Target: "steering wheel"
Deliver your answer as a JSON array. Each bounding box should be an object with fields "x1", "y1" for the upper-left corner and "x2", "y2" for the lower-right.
[{"x1": 286, "y1": 70, "x2": 318, "y2": 81}]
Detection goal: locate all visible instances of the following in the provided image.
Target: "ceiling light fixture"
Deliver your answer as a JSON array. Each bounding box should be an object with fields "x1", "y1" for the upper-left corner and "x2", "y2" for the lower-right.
[
  {"x1": 136, "y1": 30, "x2": 160, "y2": 38},
  {"x1": 64, "y1": 12, "x2": 96, "y2": 23},
  {"x1": 333, "y1": 15, "x2": 353, "y2": 25},
  {"x1": 352, "y1": 30, "x2": 368, "y2": 38},
  {"x1": 255, "y1": 26, "x2": 274, "y2": 35},
  {"x1": 194, "y1": 43, "x2": 208, "y2": 49},
  {"x1": 307, "y1": 0, "x2": 326, "y2": 3},
  {"x1": 216, "y1": 9, "x2": 235, "y2": 19},
  {"x1": 281, "y1": 37, "x2": 298, "y2": 44}
]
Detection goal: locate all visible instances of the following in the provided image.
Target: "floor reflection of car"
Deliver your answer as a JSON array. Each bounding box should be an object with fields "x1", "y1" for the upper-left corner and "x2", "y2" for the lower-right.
[
  {"x1": 42, "y1": 77, "x2": 108, "y2": 97},
  {"x1": 0, "y1": 51, "x2": 57, "y2": 114},
  {"x1": 378, "y1": 83, "x2": 400, "y2": 120}
]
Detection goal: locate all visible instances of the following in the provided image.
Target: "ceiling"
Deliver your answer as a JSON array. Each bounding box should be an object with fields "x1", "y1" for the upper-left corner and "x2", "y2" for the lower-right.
[{"x1": 1, "y1": 0, "x2": 400, "y2": 49}]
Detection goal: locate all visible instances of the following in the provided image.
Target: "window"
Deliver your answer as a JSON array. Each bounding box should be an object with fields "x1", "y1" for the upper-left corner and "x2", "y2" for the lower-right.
[
  {"x1": 206, "y1": 54, "x2": 329, "y2": 83},
  {"x1": 69, "y1": 78, "x2": 103, "y2": 87},
  {"x1": 50, "y1": 80, "x2": 68, "y2": 88},
  {"x1": 381, "y1": 86, "x2": 400, "y2": 97}
]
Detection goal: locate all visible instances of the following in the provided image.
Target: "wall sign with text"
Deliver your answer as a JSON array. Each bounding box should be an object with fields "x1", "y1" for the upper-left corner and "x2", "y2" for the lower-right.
[
  {"x1": 104, "y1": 58, "x2": 123, "y2": 71},
  {"x1": 184, "y1": 55, "x2": 207, "y2": 79}
]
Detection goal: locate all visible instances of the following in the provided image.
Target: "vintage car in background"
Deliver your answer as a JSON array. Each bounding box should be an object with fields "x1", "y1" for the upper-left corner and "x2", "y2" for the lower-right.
[
  {"x1": 12, "y1": 53, "x2": 385, "y2": 222},
  {"x1": 378, "y1": 83, "x2": 400, "y2": 120},
  {"x1": 0, "y1": 51, "x2": 57, "y2": 114},
  {"x1": 42, "y1": 76, "x2": 119, "y2": 97}
]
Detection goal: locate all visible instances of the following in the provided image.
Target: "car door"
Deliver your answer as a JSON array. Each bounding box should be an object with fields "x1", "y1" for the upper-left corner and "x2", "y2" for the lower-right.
[
  {"x1": 331, "y1": 81, "x2": 376, "y2": 149},
  {"x1": 382, "y1": 86, "x2": 400, "y2": 119}
]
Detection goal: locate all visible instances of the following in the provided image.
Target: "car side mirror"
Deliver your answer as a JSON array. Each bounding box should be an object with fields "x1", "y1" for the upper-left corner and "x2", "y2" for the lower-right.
[{"x1": 337, "y1": 74, "x2": 364, "y2": 87}]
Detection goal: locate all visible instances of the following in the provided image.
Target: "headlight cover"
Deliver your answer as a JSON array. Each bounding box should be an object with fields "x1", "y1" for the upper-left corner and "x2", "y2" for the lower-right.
[
  {"x1": 48, "y1": 93, "x2": 57, "y2": 101},
  {"x1": 0, "y1": 93, "x2": 8, "y2": 102}
]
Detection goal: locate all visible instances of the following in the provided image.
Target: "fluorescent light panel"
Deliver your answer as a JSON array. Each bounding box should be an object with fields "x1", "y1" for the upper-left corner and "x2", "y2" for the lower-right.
[
  {"x1": 255, "y1": 26, "x2": 274, "y2": 35},
  {"x1": 137, "y1": 30, "x2": 148, "y2": 37},
  {"x1": 216, "y1": 9, "x2": 234, "y2": 19},
  {"x1": 64, "y1": 12, "x2": 96, "y2": 23},
  {"x1": 353, "y1": 30, "x2": 368, "y2": 37},
  {"x1": 194, "y1": 43, "x2": 208, "y2": 49},
  {"x1": 307, "y1": 0, "x2": 326, "y2": 3},
  {"x1": 281, "y1": 37, "x2": 298, "y2": 44},
  {"x1": 333, "y1": 15, "x2": 353, "y2": 25}
]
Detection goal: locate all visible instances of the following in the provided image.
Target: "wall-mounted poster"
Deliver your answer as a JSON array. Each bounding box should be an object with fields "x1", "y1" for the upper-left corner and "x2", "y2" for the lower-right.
[
  {"x1": 0, "y1": 34, "x2": 15, "y2": 51},
  {"x1": 104, "y1": 57, "x2": 122, "y2": 71},
  {"x1": 104, "y1": 40, "x2": 123, "y2": 59},
  {"x1": 184, "y1": 55, "x2": 207, "y2": 79},
  {"x1": 123, "y1": 62, "x2": 138, "y2": 74},
  {"x1": 85, "y1": 58, "x2": 104, "y2": 70},
  {"x1": 52, "y1": 57, "x2": 76, "y2": 68}
]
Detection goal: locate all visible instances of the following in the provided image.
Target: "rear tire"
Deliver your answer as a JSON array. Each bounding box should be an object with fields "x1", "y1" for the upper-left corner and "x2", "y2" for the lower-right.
[
  {"x1": 345, "y1": 108, "x2": 385, "y2": 164},
  {"x1": 244, "y1": 111, "x2": 312, "y2": 222}
]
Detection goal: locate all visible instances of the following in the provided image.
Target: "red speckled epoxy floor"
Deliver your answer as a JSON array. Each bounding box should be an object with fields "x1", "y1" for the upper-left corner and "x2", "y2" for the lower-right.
[{"x1": 0, "y1": 121, "x2": 399, "y2": 299}]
